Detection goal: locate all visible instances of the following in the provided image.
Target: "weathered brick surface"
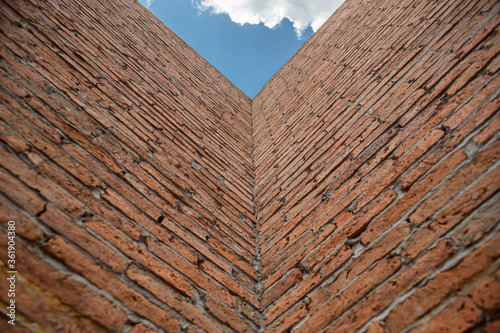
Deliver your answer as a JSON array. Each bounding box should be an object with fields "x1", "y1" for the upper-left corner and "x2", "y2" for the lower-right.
[{"x1": 0, "y1": 0, "x2": 498, "y2": 331}]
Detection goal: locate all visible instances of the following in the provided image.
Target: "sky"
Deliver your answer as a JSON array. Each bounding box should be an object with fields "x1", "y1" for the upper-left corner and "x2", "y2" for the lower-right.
[{"x1": 138, "y1": 0, "x2": 344, "y2": 98}]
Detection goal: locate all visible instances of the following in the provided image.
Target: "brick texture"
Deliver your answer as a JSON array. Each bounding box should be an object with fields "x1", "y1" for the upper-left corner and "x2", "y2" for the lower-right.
[{"x1": 0, "y1": 0, "x2": 498, "y2": 331}]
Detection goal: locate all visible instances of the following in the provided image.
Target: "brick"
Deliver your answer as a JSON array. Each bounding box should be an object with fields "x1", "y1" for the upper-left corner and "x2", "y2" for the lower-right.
[
  {"x1": 451, "y1": 192, "x2": 500, "y2": 248},
  {"x1": 126, "y1": 264, "x2": 232, "y2": 333},
  {"x1": 0, "y1": 124, "x2": 30, "y2": 153},
  {"x1": 85, "y1": 220, "x2": 196, "y2": 298},
  {"x1": 208, "y1": 237, "x2": 255, "y2": 279},
  {"x1": 43, "y1": 236, "x2": 180, "y2": 331},
  {"x1": 404, "y1": 164, "x2": 500, "y2": 260},
  {"x1": 1, "y1": 0, "x2": 498, "y2": 330},
  {"x1": 130, "y1": 324, "x2": 157, "y2": 333},
  {"x1": 0, "y1": 145, "x2": 86, "y2": 217},
  {"x1": 469, "y1": 269, "x2": 500, "y2": 315},
  {"x1": 409, "y1": 298, "x2": 481, "y2": 333},
  {"x1": 38, "y1": 205, "x2": 127, "y2": 272},
  {"x1": 101, "y1": 187, "x2": 162, "y2": 222},
  {"x1": 327, "y1": 240, "x2": 455, "y2": 332},
  {"x1": 265, "y1": 302, "x2": 308, "y2": 333},
  {"x1": 241, "y1": 302, "x2": 260, "y2": 325},
  {"x1": 298, "y1": 256, "x2": 402, "y2": 333},
  {"x1": 0, "y1": 168, "x2": 46, "y2": 216},
  {"x1": 261, "y1": 268, "x2": 302, "y2": 309},
  {"x1": 484, "y1": 320, "x2": 500, "y2": 333},
  {"x1": 409, "y1": 139, "x2": 500, "y2": 226},
  {"x1": 205, "y1": 295, "x2": 255, "y2": 333},
  {"x1": 51, "y1": 154, "x2": 101, "y2": 189},
  {"x1": 0, "y1": 101, "x2": 63, "y2": 154},
  {"x1": 366, "y1": 321, "x2": 386, "y2": 333},
  {"x1": 0, "y1": 266, "x2": 106, "y2": 332},
  {"x1": 0, "y1": 313, "x2": 32, "y2": 333},
  {"x1": 262, "y1": 244, "x2": 352, "y2": 324},
  {"x1": 199, "y1": 259, "x2": 257, "y2": 306},
  {"x1": 0, "y1": 229, "x2": 128, "y2": 330},
  {"x1": 361, "y1": 149, "x2": 467, "y2": 245},
  {"x1": 146, "y1": 233, "x2": 238, "y2": 307},
  {"x1": 0, "y1": 197, "x2": 44, "y2": 244}
]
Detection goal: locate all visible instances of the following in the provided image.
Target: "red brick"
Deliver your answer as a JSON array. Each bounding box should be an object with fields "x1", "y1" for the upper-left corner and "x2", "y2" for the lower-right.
[
  {"x1": 1, "y1": 0, "x2": 499, "y2": 331},
  {"x1": 85, "y1": 220, "x2": 196, "y2": 298},
  {"x1": 130, "y1": 323, "x2": 157, "y2": 333},
  {"x1": 0, "y1": 168, "x2": 46, "y2": 216},
  {"x1": 0, "y1": 101, "x2": 63, "y2": 154},
  {"x1": 38, "y1": 205, "x2": 127, "y2": 272},
  {"x1": 361, "y1": 149, "x2": 467, "y2": 245},
  {"x1": 327, "y1": 240, "x2": 455, "y2": 332},
  {"x1": 241, "y1": 302, "x2": 260, "y2": 325},
  {"x1": 261, "y1": 268, "x2": 302, "y2": 309},
  {"x1": 366, "y1": 321, "x2": 386, "y2": 333},
  {"x1": 0, "y1": 266, "x2": 106, "y2": 332},
  {"x1": 484, "y1": 320, "x2": 500, "y2": 333},
  {"x1": 101, "y1": 187, "x2": 162, "y2": 222},
  {"x1": 0, "y1": 124, "x2": 30, "y2": 153},
  {"x1": 266, "y1": 302, "x2": 308, "y2": 332},
  {"x1": 262, "y1": 244, "x2": 352, "y2": 324},
  {"x1": 297, "y1": 256, "x2": 402, "y2": 333},
  {"x1": 0, "y1": 145, "x2": 85, "y2": 217},
  {"x1": 205, "y1": 295, "x2": 255, "y2": 333},
  {"x1": 404, "y1": 164, "x2": 500, "y2": 260},
  {"x1": 469, "y1": 269, "x2": 500, "y2": 315},
  {"x1": 409, "y1": 139, "x2": 500, "y2": 226},
  {"x1": 473, "y1": 114, "x2": 500, "y2": 147},
  {"x1": 0, "y1": 197, "x2": 44, "y2": 244},
  {"x1": 451, "y1": 192, "x2": 500, "y2": 248},
  {"x1": 43, "y1": 236, "x2": 180, "y2": 331},
  {"x1": 0, "y1": 228, "x2": 128, "y2": 330},
  {"x1": 51, "y1": 154, "x2": 101, "y2": 189}
]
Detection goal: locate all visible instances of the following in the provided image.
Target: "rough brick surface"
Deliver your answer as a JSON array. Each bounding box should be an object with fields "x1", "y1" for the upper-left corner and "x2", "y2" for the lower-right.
[{"x1": 0, "y1": 0, "x2": 498, "y2": 331}]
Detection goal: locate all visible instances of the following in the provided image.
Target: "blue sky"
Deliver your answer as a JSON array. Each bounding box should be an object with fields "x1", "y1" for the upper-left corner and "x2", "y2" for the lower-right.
[{"x1": 138, "y1": 0, "x2": 343, "y2": 98}]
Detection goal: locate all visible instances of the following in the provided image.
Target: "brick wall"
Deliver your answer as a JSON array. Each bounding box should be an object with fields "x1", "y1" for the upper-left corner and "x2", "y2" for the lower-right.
[
  {"x1": 253, "y1": 0, "x2": 500, "y2": 331},
  {"x1": 0, "y1": 0, "x2": 498, "y2": 332}
]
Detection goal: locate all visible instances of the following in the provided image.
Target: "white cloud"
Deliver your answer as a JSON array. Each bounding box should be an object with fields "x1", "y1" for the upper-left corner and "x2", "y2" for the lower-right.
[
  {"x1": 193, "y1": 0, "x2": 344, "y2": 37},
  {"x1": 139, "y1": 0, "x2": 154, "y2": 9}
]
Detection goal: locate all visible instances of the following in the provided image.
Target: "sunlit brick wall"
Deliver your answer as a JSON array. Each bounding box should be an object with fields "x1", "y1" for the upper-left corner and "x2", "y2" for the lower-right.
[{"x1": 252, "y1": 0, "x2": 500, "y2": 331}]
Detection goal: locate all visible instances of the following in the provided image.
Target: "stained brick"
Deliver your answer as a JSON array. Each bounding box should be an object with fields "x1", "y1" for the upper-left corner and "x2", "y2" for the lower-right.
[
  {"x1": 205, "y1": 295, "x2": 255, "y2": 333},
  {"x1": 85, "y1": 219, "x2": 196, "y2": 298}
]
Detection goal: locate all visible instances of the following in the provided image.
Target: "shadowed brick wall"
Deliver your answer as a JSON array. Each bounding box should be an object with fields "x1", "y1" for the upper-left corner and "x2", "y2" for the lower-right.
[{"x1": 0, "y1": 0, "x2": 499, "y2": 331}]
